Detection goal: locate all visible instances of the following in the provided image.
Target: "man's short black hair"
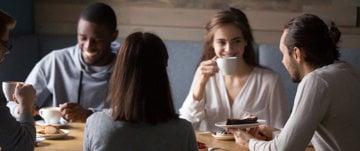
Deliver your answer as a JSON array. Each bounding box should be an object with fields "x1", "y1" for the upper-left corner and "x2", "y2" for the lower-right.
[{"x1": 80, "y1": 2, "x2": 117, "y2": 32}]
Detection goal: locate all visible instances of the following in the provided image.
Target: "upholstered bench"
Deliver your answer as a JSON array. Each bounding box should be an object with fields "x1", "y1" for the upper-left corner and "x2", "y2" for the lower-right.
[{"x1": 2, "y1": 34, "x2": 360, "y2": 110}]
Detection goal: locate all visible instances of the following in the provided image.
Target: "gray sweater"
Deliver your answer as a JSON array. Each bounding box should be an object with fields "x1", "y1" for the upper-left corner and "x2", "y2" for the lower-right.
[
  {"x1": 25, "y1": 43, "x2": 119, "y2": 109},
  {"x1": 5, "y1": 42, "x2": 119, "y2": 114},
  {"x1": 83, "y1": 109, "x2": 198, "y2": 151},
  {"x1": 0, "y1": 99, "x2": 35, "y2": 151}
]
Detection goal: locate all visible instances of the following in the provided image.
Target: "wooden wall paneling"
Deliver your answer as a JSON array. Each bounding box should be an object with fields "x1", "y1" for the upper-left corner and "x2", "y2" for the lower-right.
[
  {"x1": 116, "y1": 6, "x2": 216, "y2": 28},
  {"x1": 33, "y1": 1, "x2": 360, "y2": 48},
  {"x1": 118, "y1": 25, "x2": 204, "y2": 41},
  {"x1": 245, "y1": 11, "x2": 300, "y2": 31},
  {"x1": 36, "y1": 22, "x2": 77, "y2": 35},
  {"x1": 253, "y1": 30, "x2": 282, "y2": 45},
  {"x1": 34, "y1": 2, "x2": 81, "y2": 35},
  {"x1": 34, "y1": 3, "x2": 82, "y2": 22},
  {"x1": 303, "y1": 6, "x2": 357, "y2": 26}
]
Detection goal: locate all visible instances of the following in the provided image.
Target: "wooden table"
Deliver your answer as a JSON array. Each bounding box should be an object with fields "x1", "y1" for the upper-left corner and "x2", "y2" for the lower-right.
[
  {"x1": 196, "y1": 131, "x2": 315, "y2": 151},
  {"x1": 35, "y1": 122, "x2": 85, "y2": 151},
  {"x1": 196, "y1": 132, "x2": 248, "y2": 151},
  {"x1": 34, "y1": 123, "x2": 315, "y2": 151}
]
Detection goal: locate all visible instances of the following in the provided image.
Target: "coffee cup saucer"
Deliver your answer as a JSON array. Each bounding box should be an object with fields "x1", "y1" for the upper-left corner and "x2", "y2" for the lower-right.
[
  {"x1": 37, "y1": 129, "x2": 70, "y2": 140},
  {"x1": 36, "y1": 118, "x2": 68, "y2": 127},
  {"x1": 36, "y1": 136, "x2": 45, "y2": 143}
]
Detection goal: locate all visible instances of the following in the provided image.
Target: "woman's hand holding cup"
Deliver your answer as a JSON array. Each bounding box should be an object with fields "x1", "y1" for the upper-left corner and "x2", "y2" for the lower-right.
[
  {"x1": 193, "y1": 57, "x2": 219, "y2": 101},
  {"x1": 198, "y1": 56, "x2": 219, "y2": 83},
  {"x1": 14, "y1": 83, "x2": 36, "y2": 114}
]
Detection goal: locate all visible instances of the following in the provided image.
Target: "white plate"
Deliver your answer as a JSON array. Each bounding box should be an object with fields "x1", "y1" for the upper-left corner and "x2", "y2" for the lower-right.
[
  {"x1": 36, "y1": 119, "x2": 68, "y2": 127},
  {"x1": 36, "y1": 137, "x2": 45, "y2": 143},
  {"x1": 37, "y1": 129, "x2": 70, "y2": 140},
  {"x1": 211, "y1": 134, "x2": 235, "y2": 140},
  {"x1": 215, "y1": 119, "x2": 266, "y2": 129}
]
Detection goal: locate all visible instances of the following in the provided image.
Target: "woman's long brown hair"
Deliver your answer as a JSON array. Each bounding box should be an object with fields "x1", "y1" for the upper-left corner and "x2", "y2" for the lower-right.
[{"x1": 109, "y1": 32, "x2": 178, "y2": 125}]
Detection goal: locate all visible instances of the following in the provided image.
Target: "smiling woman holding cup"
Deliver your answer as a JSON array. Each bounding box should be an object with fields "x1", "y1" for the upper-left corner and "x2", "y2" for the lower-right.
[{"x1": 179, "y1": 7, "x2": 290, "y2": 132}]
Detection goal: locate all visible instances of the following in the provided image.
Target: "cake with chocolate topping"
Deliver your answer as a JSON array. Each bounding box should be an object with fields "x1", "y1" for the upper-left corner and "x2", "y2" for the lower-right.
[{"x1": 226, "y1": 116, "x2": 258, "y2": 125}]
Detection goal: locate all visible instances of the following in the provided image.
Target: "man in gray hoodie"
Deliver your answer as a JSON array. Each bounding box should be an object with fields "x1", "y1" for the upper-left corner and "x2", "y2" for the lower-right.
[{"x1": 7, "y1": 2, "x2": 120, "y2": 122}]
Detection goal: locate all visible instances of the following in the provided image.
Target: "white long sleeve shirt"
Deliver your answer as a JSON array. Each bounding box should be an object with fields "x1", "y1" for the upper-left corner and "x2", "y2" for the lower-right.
[
  {"x1": 250, "y1": 62, "x2": 360, "y2": 151},
  {"x1": 179, "y1": 67, "x2": 290, "y2": 132}
]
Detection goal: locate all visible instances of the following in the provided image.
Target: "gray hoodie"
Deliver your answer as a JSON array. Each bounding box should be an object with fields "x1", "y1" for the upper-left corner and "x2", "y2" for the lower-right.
[{"x1": 7, "y1": 42, "x2": 120, "y2": 115}]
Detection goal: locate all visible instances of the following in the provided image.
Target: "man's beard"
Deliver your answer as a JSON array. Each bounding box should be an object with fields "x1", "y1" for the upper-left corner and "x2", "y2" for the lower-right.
[
  {"x1": 291, "y1": 69, "x2": 301, "y2": 83},
  {"x1": 289, "y1": 59, "x2": 301, "y2": 83}
]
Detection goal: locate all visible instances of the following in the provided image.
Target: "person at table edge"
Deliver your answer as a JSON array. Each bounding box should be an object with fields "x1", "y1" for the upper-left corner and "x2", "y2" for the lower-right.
[
  {"x1": 231, "y1": 14, "x2": 360, "y2": 151},
  {"x1": 0, "y1": 10, "x2": 37, "y2": 151}
]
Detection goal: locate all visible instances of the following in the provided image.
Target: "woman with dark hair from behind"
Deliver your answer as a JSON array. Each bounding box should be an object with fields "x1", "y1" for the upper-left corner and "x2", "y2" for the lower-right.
[{"x1": 83, "y1": 32, "x2": 197, "y2": 151}]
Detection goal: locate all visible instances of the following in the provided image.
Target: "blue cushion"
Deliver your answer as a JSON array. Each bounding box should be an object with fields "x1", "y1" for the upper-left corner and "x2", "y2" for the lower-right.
[
  {"x1": 165, "y1": 40, "x2": 202, "y2": 110},
  {"x1": 6, "y1": 34, "x2": 359, "y2": 113},
  {"x1": 339, "y1": 48, "x2": 360, "y2": 72},
  {"x1": 258, "y1": 44, "x2": 298, "y2": 107}
]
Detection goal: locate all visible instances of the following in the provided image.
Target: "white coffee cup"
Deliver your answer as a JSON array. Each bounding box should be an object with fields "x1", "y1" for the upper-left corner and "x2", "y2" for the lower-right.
[
  {"x1": 2, "y1": 81, "x2": 23, "y2": 101},
  {"x1": 216, "y1": 57, "x2": 237, "y2": 75},
  {"x1": 39, "y1": 107, "x2": 62, "y2": 125}
]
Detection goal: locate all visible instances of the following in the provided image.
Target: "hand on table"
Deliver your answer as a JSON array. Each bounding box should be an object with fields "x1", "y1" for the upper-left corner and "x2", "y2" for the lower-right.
[{"x1": 59, "y1": 102, "x2": 93, "y2": 122}]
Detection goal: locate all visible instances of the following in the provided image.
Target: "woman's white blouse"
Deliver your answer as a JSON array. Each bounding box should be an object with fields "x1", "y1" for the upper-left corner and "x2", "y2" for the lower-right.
[{"x1": 179, "y1": 67, "x2": 290, "y2": 132}]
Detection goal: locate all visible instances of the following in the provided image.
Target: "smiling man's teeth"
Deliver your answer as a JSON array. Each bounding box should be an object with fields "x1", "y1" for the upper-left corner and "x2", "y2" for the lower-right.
[{"x1": 84, "y1": 51, "x2": 97, "y2": 57}]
